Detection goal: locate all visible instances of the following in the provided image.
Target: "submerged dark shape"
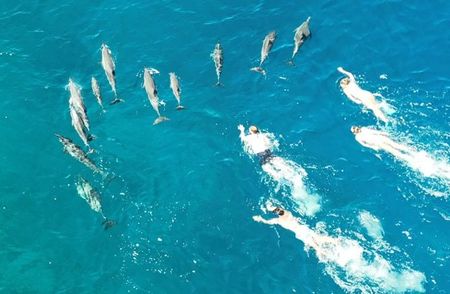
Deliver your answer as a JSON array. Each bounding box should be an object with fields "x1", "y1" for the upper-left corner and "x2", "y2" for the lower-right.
[{"x1": 102, "y1": 219, "x2": 116, "y2": 230}]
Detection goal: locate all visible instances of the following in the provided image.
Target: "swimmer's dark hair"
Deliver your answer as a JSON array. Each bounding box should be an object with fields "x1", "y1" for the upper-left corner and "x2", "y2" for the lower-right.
[{"x1": 272, "y1": 207, "x2": 285, "y2": 216}]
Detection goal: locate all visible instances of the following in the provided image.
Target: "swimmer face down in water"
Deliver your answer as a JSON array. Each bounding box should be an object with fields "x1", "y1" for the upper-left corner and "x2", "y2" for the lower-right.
[{"x1": 337, "y1": 67, "x2": 390, "y2": 123}]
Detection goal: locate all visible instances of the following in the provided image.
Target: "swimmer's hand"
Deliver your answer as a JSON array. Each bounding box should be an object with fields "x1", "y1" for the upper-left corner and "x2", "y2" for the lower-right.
[
  {"x1": 337, "y1": 66, "x2": 344, "y2": 72},
  {"x1": 238, "y1": 124, "x2": 245, "y2": 132},
  {"x1": 252, "y1": 215, "x2": 264, "y2": 223}
]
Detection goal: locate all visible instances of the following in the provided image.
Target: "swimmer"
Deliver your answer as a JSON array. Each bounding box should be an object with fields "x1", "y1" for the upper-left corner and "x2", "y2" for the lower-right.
[
  {"x1": 338, "y1": 67, "x2": 389, "y2": 123},
  {"x1": 253, "y1": 203, "x2": 337, "y2": 252},
  {"x1": 351, "y1": 126, "x2": 414, "y2": 159},
  {"x1": 238, "y1": 124, "x2": 275, "y2": 165},
  {"x1": 351, "y1": 126, "x2": 450, "y2": 180}
]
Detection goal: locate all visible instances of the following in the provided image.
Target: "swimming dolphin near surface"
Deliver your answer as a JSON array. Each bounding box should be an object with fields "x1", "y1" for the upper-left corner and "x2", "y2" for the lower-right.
[
  {"x1": 251, "y1": 31, "x2": 276, "y2": 75},
  {"x1": 169, "y1": 72, "x2": 185, "y2": 110},
  {"x1": 67, "y1": 79, "x2": 89, "y2": 131},
  {"x1": 210, "y1": 43, "x2": 223, "y2": 86},
  {"x1": 91, "y1": 77, "x2": 104, "y2": 111},
  {"x1": 143, "y1": 68, "x2": 169, "y2": 125},
  {"x1": 55, "y1": 134, "x2": 106, "y2": 177},
  {"x1": 75, "y1": 176, "x2": 115, "y2": 230},
  {"x1": 289, "y1": 17, "x2": 311, "y2": 65},
  {"x1": 101, "y1": 43, "x2": 122, "y2": 104},
  {"x1": 69, "y1": 104, "x2": 91, "y2": 147}
]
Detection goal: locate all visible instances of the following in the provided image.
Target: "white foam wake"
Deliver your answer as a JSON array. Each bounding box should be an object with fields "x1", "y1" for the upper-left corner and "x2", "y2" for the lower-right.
[
  {"x1": 358, "y1": 210, "x2": 384, "y2": 240},
  {"x1": 265, "y1": 217, "x2": 426, "y2": 293},
  {"x1": 262, "y1": 157, "x2": 321, "y2": 216},
  {"x1": 404, "y1": 150, "x2": 450, "y2": 181},
  {"x1": 357, "y1": 129, "x2": 450, "y2": 185}
]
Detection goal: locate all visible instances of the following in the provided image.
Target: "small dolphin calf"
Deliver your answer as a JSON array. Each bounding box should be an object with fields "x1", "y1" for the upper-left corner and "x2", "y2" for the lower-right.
[
  {"x1": 289, "y1": 17, "x2": 311, "y2": 65},
  {"x1": 143, "y1": 68, "x2": 169, "y2": 125},
  {"x1": 91, "y1": 77, "x2": 104, "y2": 111},
  {"x1": 75, "y1": 176, "x2": 115, "y2": 229},
  {"x1": 210, "y1": 43, "x2": 223, "y2": 86},
  {"x1": 101, "y1": 43, "x2": 122, "y2": 104},
  {"x1": 169, "y1": 72, "x2": 185, "y2": 110},
  {"x1": 55, "y1": 134, "x2": 106, "y2": 176},
  {"x1": 251, "y1": 31, "x2": 276, "y2": 75}
]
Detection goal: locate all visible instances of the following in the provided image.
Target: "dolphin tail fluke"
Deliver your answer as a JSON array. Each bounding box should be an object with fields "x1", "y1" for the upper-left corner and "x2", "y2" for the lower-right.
[
  {"x1": 86, "y1": 146, "x2": 96, "y2": 155},
  {"x1": 250, "y1": 67, "x2": 266, "y2": 76},
  {"x1": 153, "y1": 116, "x2": 169, "y2": 125},
  {"x1": 109, "y1": 98, "x2": 124, "y2": 105},
  {"x1": 87, "y1": 134, "x2": 96, "y2": 142},
  {"x1": 176, "y1": 105, "x2": 186, "y2": 110},
  {"x1": 147, "y1": 67, "x2": 160, "y2": 75},
  {"x1": 287, "y1": 59, "x2": 295, "y2": 66},
  {"x1": 215, "y1": 81, "x2": 224, "y2": 87},
  {"x1": 101, "y1": 218, "x2": 116, "y2": 230}
]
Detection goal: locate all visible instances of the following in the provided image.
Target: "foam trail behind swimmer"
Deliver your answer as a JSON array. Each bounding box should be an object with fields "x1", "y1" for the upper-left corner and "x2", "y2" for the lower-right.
[
  {"x1": 262, "y1": 157, "x2": 321, "y2": 216},
  {"x1": 356, "y1": 128, "x2": 450, "y2": 184},
  {"x1": 259, "y1": 213, "x2": 426, "y2": 293},
  {"x1": 358, "y1": 210, "x2": 384, "y2": 240},
  {"x1": 241, "y1": 131, "x2": 321, "y2": 216}
]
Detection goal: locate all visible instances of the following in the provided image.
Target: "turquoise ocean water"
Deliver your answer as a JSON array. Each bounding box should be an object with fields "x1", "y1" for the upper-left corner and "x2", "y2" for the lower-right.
[{"x1": 1, "y1": 0, "x2": 449, "y2": 293}]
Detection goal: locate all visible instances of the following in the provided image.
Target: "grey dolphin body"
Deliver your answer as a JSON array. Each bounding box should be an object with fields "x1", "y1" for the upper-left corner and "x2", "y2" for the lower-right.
[
  {"x1": 169, "y1": 72, "x2": 185, "y2": 110},
  {"x1": 75, "y1": 176, "x2": 115, "y2": 229},
  {"x1": 55, "y1": 134, "x2": 106, "y2": 176},
  {"x1": 76, "y1": 176, "x2": 103, "y2": 215},
  {"x1": 101, "y1": 43, "x2": 122, "y2": 104},
  {"x1": 67, "y1": 79, "x2": 89, "y2": 130},
  {"x1": 91, "y1": 77, "x2": 104, "y2": 110},
  {"x1": 143, "y1": 68, "x2": 169, "y2": 125},
  {"x1": 67, "y1": 79, "x2": 93, "y2": 146},
  {"x1": 210, "y1": 43, "x2": 223, "y2": 86},
  {"x1": 69, "y1": 104, "x2": 90, "y2": 147},
  {"x1": 251, "y1": 31, "x2": 276, "y2": 75},
  {"x1": 290, "y1": 17, "x2": 311, "y2": 65}
]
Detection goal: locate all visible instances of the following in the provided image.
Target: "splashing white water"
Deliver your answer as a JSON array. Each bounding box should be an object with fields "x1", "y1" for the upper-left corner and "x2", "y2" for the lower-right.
[
  {"x1": 261, "y1": 157, "x2": 321, "y2": 216},
  {"x1": 355, "y1": 128, "x2": 450, "y2": 186},
  {"x1": 358, "y1": 210, "x2": 384, "y2": 240},
  {"x1": 240, "y1": 130, "x2": 320, "y2": 216},
  {"x1": 258, "y1": 213, "x2": 426, "y2": 293}
]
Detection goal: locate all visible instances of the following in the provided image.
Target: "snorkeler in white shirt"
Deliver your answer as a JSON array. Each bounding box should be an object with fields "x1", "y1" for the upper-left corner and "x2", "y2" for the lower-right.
[{"x1": 238, "y1": 124, "x2": 275, "y2": 165}]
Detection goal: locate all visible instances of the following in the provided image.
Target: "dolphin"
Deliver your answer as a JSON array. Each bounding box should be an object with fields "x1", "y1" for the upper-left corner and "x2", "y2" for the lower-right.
[
  {"x1": 67, "y1": 79, "x2": 89, "y2": 131},
  {"x1": 251, "y1": 31, "x2": 276, "y2": 75},
  {"x1": 210, "y1": 43, "x2": 223, "y2": 86},
  {"x1": 169, "y1": 72, "x2": 185, "y2": 110},
  {"x1": 289, "y1": 17, "x2": 311, "y2": 65},
  {"x1": 91, "y1": 77, "x2": 104, "y2": 111},
  {"x1": 143, "y1": 68, "x2": 169, "y2": 125},
  {"x1": 76, "y1": 176, "x2": 103, "y2": 214},
  {"x1": 101, "y1": 43, "x2": 122, "y2": 104},
  {"x1": 69, "y1": 104, "x2": 91, "y2": 147},
  {"x1": 55, "y1": 134, "x2": 106, "y2": 177},
  {"x1": 75, "y1": 176, "x2": 115, "y2": 229}
]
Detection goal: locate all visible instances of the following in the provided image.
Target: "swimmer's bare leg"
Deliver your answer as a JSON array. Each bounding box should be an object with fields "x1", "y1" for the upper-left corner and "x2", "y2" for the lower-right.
[{"x1": 252, "y1": 215, "x2": 278, "y2": 225}]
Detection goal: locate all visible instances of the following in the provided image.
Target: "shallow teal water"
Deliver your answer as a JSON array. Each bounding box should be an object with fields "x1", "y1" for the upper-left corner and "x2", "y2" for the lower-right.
[{"x1": 0, "y1": 0, "x2": 449, "y2": 293}]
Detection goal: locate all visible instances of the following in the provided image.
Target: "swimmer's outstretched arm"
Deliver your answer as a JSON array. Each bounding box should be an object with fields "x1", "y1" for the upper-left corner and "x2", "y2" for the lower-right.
[
  {"x1": 337, "y1": 67, "x2": 356, "y2": 82},
  {"x1": 238, "y1": 124, "x2": 247, "y2": 143},
  {"x1": 252, "y1": 215, "x2": 279, "y2": 225}
]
